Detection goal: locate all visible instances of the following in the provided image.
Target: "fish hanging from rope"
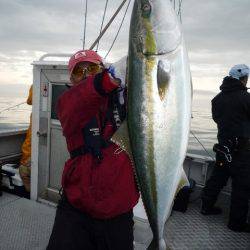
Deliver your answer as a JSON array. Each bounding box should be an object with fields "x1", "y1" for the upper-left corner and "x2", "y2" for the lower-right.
[
  {"x1": 127, "y1": 0, "x2": 191, "y2": 249},
  {"x1": 111, "y1": 0, "x2": 191, "y2": 249}
]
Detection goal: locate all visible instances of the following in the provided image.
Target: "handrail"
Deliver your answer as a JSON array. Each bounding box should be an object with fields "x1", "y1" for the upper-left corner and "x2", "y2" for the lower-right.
[
  {"x1": 39, "y1": 53, "x2": 72, "y2": 61},
  {"x1": 0, "y1": 153, "x2": 22, "y2": 164}
]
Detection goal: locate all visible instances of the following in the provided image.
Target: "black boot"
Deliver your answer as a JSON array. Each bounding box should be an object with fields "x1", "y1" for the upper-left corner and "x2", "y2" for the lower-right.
[
  {"x1": 200, "y1": 201, "x2": 222, "y2": 215},
  {"x1": 228, "y1": 223, "x2": 250, "y2": 233},
  {"x1": 201, "y1": 206, "x2": 222, "y2": 215}
]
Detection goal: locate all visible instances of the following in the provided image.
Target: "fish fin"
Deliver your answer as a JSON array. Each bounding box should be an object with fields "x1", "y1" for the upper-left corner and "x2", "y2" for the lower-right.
[
  {"x1": 110, "y1": 121, "x2": 133, "y2": 161},
  {"x1": 147, "y1": 238, "x2": 170, "y2": 250},
  {"x1": 157, "y1": 60, "x2": 171, "y2": 101},
  {"x1": 176, "y1": 168, "x2": 189, "y2": 194}
]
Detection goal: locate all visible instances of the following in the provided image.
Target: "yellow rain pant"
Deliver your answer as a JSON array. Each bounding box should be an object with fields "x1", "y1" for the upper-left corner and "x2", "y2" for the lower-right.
[
  {"x1": 19, "y1": 85, "x2": 32, "y2": 192},
  {"x1": 19, "y1": 164, "x2": 31, "y2": 193}
]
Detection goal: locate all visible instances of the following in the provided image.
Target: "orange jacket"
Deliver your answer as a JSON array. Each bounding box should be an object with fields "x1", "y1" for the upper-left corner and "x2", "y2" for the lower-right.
[{"x1": 20, "y1": 85, "x2": 32, "y2": 166}]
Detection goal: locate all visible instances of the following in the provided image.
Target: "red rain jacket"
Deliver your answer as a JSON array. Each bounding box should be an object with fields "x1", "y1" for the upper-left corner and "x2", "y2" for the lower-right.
[{"x1": 57, "y1": 71, "x2": 139, "y2": 219}]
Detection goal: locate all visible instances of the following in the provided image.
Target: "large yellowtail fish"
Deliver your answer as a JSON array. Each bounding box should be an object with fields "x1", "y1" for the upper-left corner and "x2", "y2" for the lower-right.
[{"x1": 127, "y1": 0, "x2": 192, "y2": 249}]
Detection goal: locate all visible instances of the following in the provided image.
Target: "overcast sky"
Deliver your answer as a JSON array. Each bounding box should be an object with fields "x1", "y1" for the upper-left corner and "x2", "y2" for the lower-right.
[{"x1": 0, "y1": 0, "x2": 249, "y2": 91}]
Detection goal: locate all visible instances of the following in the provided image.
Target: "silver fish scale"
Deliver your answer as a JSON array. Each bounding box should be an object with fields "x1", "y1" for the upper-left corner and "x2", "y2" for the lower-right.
[{"x1": 128, "y1": 49, "x2": 191, "y2": 246}]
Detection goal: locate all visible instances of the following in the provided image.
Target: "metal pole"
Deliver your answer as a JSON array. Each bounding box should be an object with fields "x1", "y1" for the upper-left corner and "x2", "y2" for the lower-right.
[
  {"x1": 83, "y1": 0, "x2": 88, "y2": 49},
  {"x1": 89, "y1": 0, "x2": 128, "y2": 50}
]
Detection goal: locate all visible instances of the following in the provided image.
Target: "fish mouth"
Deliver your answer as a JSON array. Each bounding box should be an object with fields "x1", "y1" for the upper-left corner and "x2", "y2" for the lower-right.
[
  {"x1": 142, "y1": 50, "x2": 173, "y2": 57},
  {"x1": 140, "y1": 34, "x2": 182, "y2": 57},
  {"x1": 133, "y1": 30, "x2": 182, "y2": 57},
  {"x1": 142, "y1": 42, "x2": 180, "y2": 57}
]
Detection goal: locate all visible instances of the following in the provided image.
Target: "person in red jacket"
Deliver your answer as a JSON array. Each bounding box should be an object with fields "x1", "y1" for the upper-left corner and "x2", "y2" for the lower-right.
[{"x1": 47, "y1": 50, "x2": 139, "y2": 250}]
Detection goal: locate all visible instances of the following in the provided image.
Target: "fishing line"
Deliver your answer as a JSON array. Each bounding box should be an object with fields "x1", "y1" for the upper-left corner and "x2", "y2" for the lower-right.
[
  {"x1": 0, "y1": 102, "x2": 27, "y2": 115},
  {"x1": 96, "y1": 0, "x2": 109, "y2": 52},
  {"x1": 104, "y1": 0, "x2": 131, "y2": 59},
  {"x1": 190, "y1": 130, "x2": 215, "y2": 161}
]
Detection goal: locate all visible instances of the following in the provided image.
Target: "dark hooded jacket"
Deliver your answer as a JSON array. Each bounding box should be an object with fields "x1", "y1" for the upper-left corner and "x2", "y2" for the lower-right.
[{"x1": 212, "y1": 76, "x2": 250, "y2": 141}]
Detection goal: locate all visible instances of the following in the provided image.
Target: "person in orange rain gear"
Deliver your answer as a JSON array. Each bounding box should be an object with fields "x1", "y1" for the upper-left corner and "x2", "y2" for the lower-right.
[{"x1": 19, "y1": 85, "x2": 32, "y2": 192}]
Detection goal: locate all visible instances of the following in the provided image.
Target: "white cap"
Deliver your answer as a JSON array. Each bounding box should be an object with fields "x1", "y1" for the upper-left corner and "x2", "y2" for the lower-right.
[{"x1": 229, "y1": 64, "x2": 249, "y2": 80}]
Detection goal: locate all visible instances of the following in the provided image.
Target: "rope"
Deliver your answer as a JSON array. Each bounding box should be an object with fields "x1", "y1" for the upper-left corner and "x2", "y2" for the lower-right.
[
  {"x1": 104, "y1": 0, "x2": 131, "y2": 59},
  {"x1": 96, "y1": 0, "x2": 109, "y2": 52},
  {"x1": 83, "y1": 0, "x2": 88, "y2": 49},
  {"x1": 177, "y1": 0, "x2": 183, "y2": 22},
  {"x1": 190, "y1": 130, "x2": 215, "y2": 161},
  {"x1": 170, "y1": 0, "x2": 183, "y2": 21},
  {"x1": 89, "y1": 0, "x2": 128, "y2": 50},
  {"x1": 0, "y1": 102, "x2": 27, "y2": 115}
]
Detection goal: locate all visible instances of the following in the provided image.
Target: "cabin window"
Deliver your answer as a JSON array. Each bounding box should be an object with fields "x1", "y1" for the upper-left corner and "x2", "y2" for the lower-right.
[{"x1": 51, "y1": 84, "x2": 69, "y2": 120}]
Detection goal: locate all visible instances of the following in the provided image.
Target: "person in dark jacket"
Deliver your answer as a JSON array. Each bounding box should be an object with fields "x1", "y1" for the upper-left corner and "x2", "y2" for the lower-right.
[
  {"x1": 201, "y1": 64, "x2": 250, "y2": 233},
  {"x1": 47, "y1": 50, "x2": 139, "y2": 250}
]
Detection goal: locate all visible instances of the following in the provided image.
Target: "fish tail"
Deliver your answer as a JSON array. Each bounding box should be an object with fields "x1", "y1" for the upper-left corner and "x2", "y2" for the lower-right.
[{"x1": 147, "y1": 238, "x2": 169, "y2": 250}]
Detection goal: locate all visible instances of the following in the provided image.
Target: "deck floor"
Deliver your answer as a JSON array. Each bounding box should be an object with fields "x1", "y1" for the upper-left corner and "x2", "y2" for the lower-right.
[{"x1": 0, "y1": 192, "x2": 249, "y2": 250}]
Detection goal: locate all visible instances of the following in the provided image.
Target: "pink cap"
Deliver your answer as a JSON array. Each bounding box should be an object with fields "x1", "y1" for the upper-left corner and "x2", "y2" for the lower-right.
[{"x1": 68, "y1": 50, "x2": 103, "y2": 76}]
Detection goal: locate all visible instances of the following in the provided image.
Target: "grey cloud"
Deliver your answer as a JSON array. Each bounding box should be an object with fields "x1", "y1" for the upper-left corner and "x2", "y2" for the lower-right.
[
  {"x1": 0, "y1": 0, "x2": 132, "y2": 57},
  {"x1": 180, "y1": 0, "x2": 250, "y2": 86},
  {"x1": 0, "y1": 0, "x2": 249, "y2": 89},
  {"x1": 182, "y1": 0, "x2": 250, "y2": 50}
]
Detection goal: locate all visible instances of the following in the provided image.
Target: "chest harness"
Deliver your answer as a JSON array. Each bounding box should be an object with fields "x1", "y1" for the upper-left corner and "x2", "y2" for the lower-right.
[{"x1": 69, "y1": 88, "x2": 126, "y2": 161}]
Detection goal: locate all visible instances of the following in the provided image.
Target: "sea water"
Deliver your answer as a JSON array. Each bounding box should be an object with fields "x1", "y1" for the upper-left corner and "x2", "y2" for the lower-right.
[
  {"x1": 0, "y1": 88, "x2": 217, "y2": 158},
  {"x1": 189, "y1": 90, "x2": 217, "y2": 158}
]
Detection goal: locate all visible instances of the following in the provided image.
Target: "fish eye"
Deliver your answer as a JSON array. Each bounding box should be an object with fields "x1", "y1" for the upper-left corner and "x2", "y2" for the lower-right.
[
  {"x1": 141, "y1": 3, "x2": 151, "y2": 17},
  {"x1": 143, "y1": 4, "x2": 151, "y2": 12}
]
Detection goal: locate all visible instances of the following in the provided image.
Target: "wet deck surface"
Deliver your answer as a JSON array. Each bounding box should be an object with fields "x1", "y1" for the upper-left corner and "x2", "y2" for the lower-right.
[{"x1": 0, "y1": 192, "x2": 249, "y2": 250}]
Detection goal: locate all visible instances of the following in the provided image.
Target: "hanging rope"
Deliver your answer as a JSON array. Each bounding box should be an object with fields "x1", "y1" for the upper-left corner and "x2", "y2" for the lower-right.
[
  {"x1": 96, "y1": 0, "x2": 109, "y2": 52},
  {"x1": 104, "y1": 0, "x2": 131, "y2": 59},
  {"x1": 83, "y1": 0, "x2": 88, "y2": 49}
]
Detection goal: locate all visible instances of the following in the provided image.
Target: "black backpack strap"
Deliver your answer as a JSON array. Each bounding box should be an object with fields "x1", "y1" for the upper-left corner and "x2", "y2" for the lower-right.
[
  {"x1": 70, "y1": 115, "x2": 110, "y2": 161},
  {"x1": 70, "y1": 146, "x2": 89, "y2": 159},
  {"x1": 105, "y1": 88, "x2": 126, "y2": 131},
  {"x1": 82, "y1": 117, "x2": 104, "y2": 161},
  {"x1": 70, "y1": 88, "x2": 127, "y2": 161}
]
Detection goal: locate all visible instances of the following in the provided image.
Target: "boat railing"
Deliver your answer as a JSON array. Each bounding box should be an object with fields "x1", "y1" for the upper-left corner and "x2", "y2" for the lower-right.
[{"x1": 39, "y1": 53, "x2": 72, "y2": 61}]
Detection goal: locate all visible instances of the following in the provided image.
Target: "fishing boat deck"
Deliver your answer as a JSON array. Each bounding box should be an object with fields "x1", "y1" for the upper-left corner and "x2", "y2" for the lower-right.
[{"x1": 0, "y1": 192, "x2": 249, "y2": 250}]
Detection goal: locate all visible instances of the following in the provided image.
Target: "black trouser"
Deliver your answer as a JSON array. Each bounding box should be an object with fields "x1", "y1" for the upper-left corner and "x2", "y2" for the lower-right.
[
  {"x1": 229, "y1": 151, "x2": 250, "y2": 228},
  {"x1": 202, "y1": 164, "x2": 230, "y2": 208},
  {"x1": 47, "y1": 196, "x2": 134, "y2": 250},
  {"x1": 202, "y1": 151, "x2": 250, "y2": 228}
]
